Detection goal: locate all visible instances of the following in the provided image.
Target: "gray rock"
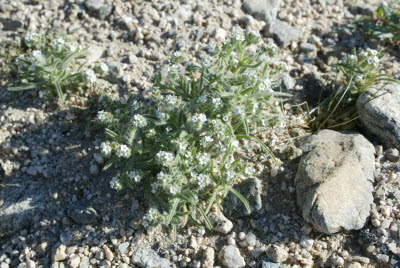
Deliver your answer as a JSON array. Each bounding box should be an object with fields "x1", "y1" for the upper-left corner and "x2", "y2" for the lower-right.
[
  {"x1": 209, "y1": 210, "x2": 233, "y2": 234},
  {"x1": 67, "y1": 202, "x2": 98, "y2": 225},
  {"x1": 222, "y1": 177, "x2": 262, "y2": 218},
  {"x1": 0, "y1": 18, "x2": 23, "y2": 31},
  {"x1": 131, "y1": 246, "x2": 173, "y2": 268},
  {"x1": 98, "y1": 6, "x2": 113, "y2": 20},
  {"x1": 0, "y1": 176, "x2": 56, "y2": 237},
  {"x1": 117, "y1": 242, "x2": 130, "y2": 254},
  {"x1": 242, "y1": 0, "x2": 282, "y2": 23},
  {"x1": 218, "y1": 245, "x2": 245, "y2": 268},
  {"x1": 300, "y1": 42, "x2": 317, "y2": 53},
  {"x1": 261, "y1": 258, "x2": 280, "y2": 268},
  {"x1": 79, "y1": 257, "x2": 90, "y2": 268},
  {"x1": 357, "y1": 83, "x2": 400, "y2": 150},
  {"x1": 85, "y1": 0, "x2": 105, "y2": 12},
  {"x1": 202, "y1": 247, "x2": 215, "y2": 268},
  {"x1": 295, "y1": 130, "x2": 375, "y2": 234},
  {"x1": 385, "y1": 148, "x2": 399, "y2": 162},
  {"x1": 280, "y1": 74, "x2": 296, "y2": 92},
  {"x1": 263, "y1": 20, "x2": 303, "y2": 47},
  {"x1": 266, "y1": 245, "x2": 288, "y2": 263}
]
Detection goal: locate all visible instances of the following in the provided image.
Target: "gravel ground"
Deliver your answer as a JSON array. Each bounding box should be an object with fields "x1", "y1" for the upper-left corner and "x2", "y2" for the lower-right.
[{"x1": 1, "y1": 0, "x2": 400, "y2": 267}]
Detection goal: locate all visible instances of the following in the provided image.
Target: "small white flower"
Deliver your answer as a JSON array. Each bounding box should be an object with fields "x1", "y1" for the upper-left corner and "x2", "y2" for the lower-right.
[
  {"x1": 244, "y1": 166, "x2": 255, "y2": 175},
  {"x1": 156, "y1": 151, "x2": 174, "y2": 166},
  {"x1": 232, "y1": 140, "x2": 239, "y2": 148},
  {"x1": 233, "y1": 106, "x2": 244, "y2": 116},
  {"x1": 100, "y1": 142, "x2": 112, "y2": 156},
  {"x1": 116, "y1": 144, "x2": 131, "y2": 158},
  {"x1": 110, "y1": 176, "x2": 121, "y2": 189},
  {"x1": 354, "y1": 74, "x2": 364, "y2": 83},
  {"x1": 198, "y1": 153, "x2": 210, "y2": 166},
  {"x1": 202, "y1": 57, "x2": 211, "y2": 68},
  {"x1": 169, "y1": 185, "x2": 179, "y2": 194},
  {"x1": 200, "y1": 135, "x2": 214, "y2": 147},
  {"x1": 212, "y1": 97, "x2": 221, "y2": 107},
  {"x1": 128, "y1": 171, "x2": 142, "y2": 182},
  {"x1": 164, "y1": 94, "x2": 180, "y2": 107},
  {"x1": 223, "y1": 115, "x2": 229, "y2": 122},
  {"x1": 97, "y1": 110, "x2": 112, "y2": 122},
  {"x1": 132, "y1": 114, "x2": 147, "y2": 128},
  {"x1": 67, "y1": 41, "x2": 80, "y2": 52},
  {"x1": 24, "y1": 32, "x2": 39, "y2": 43},
  {"x1": 85, "y1": 69, "x2": 97, "y2": 84},
  {"x1": 367, "y1": 48, "x2": 378, "y2": 56},
  {"x1": 278, "y1": 61, "x2": 287, "y2": 70},
  {"x1": 261, "y1": 119, "x2": 270, "y2": 127},
  {"x1": 197, "y1": 95, "x2": 207, "y2": 104},
  {"x1": 367, "y1": 56, "x2": 379, "y2": 66},
  {"x1": 208, "y1": 42, "x2": 217, "y2": 53}
]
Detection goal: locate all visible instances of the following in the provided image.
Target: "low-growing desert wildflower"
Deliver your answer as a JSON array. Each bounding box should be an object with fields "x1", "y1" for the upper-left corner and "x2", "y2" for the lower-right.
[
  {"x1": 96, "y1": 31, "x2": 289, "y2": 234},
  {"x1": 100, "y1": 142, "x2": 112, "y2": 156},
  {"x1": 85, "y1": 69, "x2": 96, "y2": 84}
]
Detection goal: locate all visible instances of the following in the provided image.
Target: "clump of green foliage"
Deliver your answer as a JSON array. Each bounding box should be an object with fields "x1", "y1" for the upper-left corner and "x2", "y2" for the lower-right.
[
  {"x1": 96, "y1": 30, "x2": 289, "y2": 238},
  {"x1": 352, "y1": 4, "x2": 400, "y2": 48},
  {"x1": 8, "y1": 32, "x2": 100, "y2": 104},
  {"x1": 307, "y1": 48, "x2": 397, "y2": 132}
]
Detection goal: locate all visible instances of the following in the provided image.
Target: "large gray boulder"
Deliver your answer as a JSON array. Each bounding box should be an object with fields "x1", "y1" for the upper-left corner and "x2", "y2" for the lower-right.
[
  {"x1": 242, "y1": 0, "x2": 282, "y2": 23},
  {"x1": 357, "y1": 82, "x2": 400, "y2": 150},
  {"x1": 295, "y1": 130, "x2": 375, "y2": 234},
  {"x1": 263, "y1": 20, "x2": 303, "y2": 47}
]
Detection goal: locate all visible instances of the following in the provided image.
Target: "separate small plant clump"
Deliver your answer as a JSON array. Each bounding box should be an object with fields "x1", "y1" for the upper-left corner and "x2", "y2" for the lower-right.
[
  {"x1": 353, "y1": 4, "x2": 400, "y2": 48},
  {"x1": 308, "y1": 48, "x2": 397, "y2": 131},
  {"x1": 8, "y1": 32, "x2": 106, "y2": 104},
  {"x1": 96, "y1": 30, "x2": 289, "y2": 237}
]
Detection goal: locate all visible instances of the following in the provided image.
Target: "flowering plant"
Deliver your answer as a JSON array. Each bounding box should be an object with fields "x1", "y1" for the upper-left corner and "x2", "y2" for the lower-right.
[
  {"x1": 97, "y1": 31, "x2": 289, "y2": 237},
  {"x1": 308, "y1": 48, "x2": 397, "y2": 131},
  {"x1": 8, "y1": 32, "x2": 97, "y2": 104}
]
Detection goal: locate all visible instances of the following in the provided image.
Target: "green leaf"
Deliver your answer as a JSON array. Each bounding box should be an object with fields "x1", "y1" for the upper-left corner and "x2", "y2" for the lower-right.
[
  {"x1": 8, "y1": 83, "x2": 40, "y2": 91},
  {"x1": 103, "y1": 156, "x2": 117, "y2": 170},
  {"x1": 228, "y1": 187, "x2": 251, "y2": 213},
  {"x1": 198, "y1": 206, "x2": 213, "y2": 230},
  {"x1": 166, "y1": 198, "x2": 180, "y2": 225},
  {"x1": 105, "y1": 128, "x2": 118, "y2": 140}
]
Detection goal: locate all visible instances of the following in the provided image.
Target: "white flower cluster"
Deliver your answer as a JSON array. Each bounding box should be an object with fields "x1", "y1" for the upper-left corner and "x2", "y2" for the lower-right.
[
  {"x1": 85, "y1": 69, "x2": 96, "y2": 84},
  {"x1": 24, "y1": 32, "x2": 39, "y2": 43},
  {"x1": 50, "y1": 38, "x2": 66, "y2": 50},
  {"x1": 360, "y1": 48, "x2": 380, "y2": 67},
  {"x1": 132, "y1": 114, "x2": 147, "y2": 128},
  {"x1": 156, "y1": 151, "x2": 174, "y2": 166},
  {"x1": 208, "y1": 42, "x2": 217, "y2": 53},
  {"x1": 265, "y1": 42, "x2": 279, "y2": 57},
  {"x1": 259, "y1": 78, "x2": 273, "y2": 92},
  {"x1": 212, "y1": 97, "x2": 221, "y2": 107},
  {"x1": 67, "y1": 41, "x2": 82, "y2": 52},
  {"x1": 200, "y1": 135, "x2": 214, "y2": 147},
  {"x1": 156, "y1": 110, "x2": 169, "y2": 121},
  {"x1": 142, "y1": 208, "x2": 159, "y2": 227},
  {"x1": 244, "y1": 166, "x2": 255, "y2": 175},
  {"x1": 192, "y1": 173, "x2": 210, "y2": 189},
  {"x1": 97, "y1": 110, "x2": 113, "y2": 123},
  {"x1": 128, "y1": 170, "x2": 142, "y2": 182},
  {"x1": 100, "y1": 142, "x2": 112, "y2": 156},
  {"x1": 188, "y1": 113, "x2": 207, "y2": 130},
  {"x1": 116, "y1": 144, "x2": 131, "y2": 158},
  {"x1": 197, "y1": 94, "x2": 207, "y2": 104},
  {"x1": 198, "y1": 152, "x2": 210, "y2": 166},
  {"x1": 29, "y1": 50, "x2": 44, "y2": 70},
  {"x1": 163, "y1": 94, "x2": 180, "y2": 107},
  {"x1": 110, "y1": 176, "x2": 121, "y2": 189},
  {"x1": 232, "y1": 30, "x2": 245, "y2": 42},
  {"x1": 233, "y1": 106, "x2": 244, "y2": 117},
  {"x1": 202, "y1": 57, "x2": 212, "y2": 68}
]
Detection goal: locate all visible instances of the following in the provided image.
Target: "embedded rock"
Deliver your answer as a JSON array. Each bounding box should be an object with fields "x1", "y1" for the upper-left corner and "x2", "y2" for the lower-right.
[
  {"x1": 242, "y1": 0, "x2": 281, "y2": 23},
  {"x1": 218, "y1": 245, "x2": 245, "y2": 268},
  {"x1": 131, "y1": 246, "x2": 173, "y2": 268},
  {"x1": 209, "y1": 210, "x2": 233, "y2": 234},
  {"x1": 67, "y1": 202, "x2": 98, "y2": 225},
  {"x1": 263, "y1": 20, "x2": 303, "y2": 47},
  {"x1": 295, "y1": 130, "x2": 375, "y2": 234},
  {"x1": 357, "y1": 83, "x2": 400, "y2": 150},
  {"x1": 222, "y1": 177, "x2": 262, "y2": 218}
]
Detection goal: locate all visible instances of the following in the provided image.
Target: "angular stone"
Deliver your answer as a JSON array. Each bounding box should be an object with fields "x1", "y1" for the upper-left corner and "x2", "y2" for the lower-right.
[
  {"x1": 295, "y1": 130, "x2": 375, "y2": 234},
  {"x1": 218, "y1": 245, "x2": 245, "y2": 268},
  {"x1": 266, "y1": 245, "x2": 288, "y2": 263},
  {"x1": 209, "y1": 210, "x2": 233, "y2": 234},
  {"x1": 261, "y1": 258, "x2": 280, "y2": 268},
  {"x1": 357, "y1": 83, "x2": 400, "y2": 150},
  {"x1": 131, "y1": 246, "x2": 173, "y2": 268},
  {"x1": 67, "y1": 202, "x2": 98, "y2": 225},
  {"x1": 222, "y1": 177, "x2": 262, "y2": 218},
  {"x1": 263, "y1": 19, "x2": 303, "y2": 47},
  {"x1": 242, "y1": 0, "x2": 281, "y2": 23}
]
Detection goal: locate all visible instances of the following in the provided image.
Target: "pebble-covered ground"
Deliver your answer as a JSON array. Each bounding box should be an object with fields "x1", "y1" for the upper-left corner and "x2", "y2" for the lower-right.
[{"x1": 1, "y1": 0, "x2": 400, "y2": 267}]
